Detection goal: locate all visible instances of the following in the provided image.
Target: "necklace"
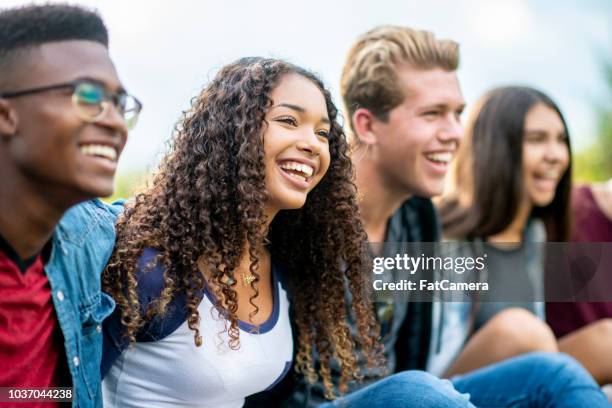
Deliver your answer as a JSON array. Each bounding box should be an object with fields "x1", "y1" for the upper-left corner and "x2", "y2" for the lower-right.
[
  {"x1": 219, "y1": 271, "x2": 256, "y2": 286},
  {"x1": 242, "y1": 273, "x2": 256, "y2": 286},
  {"x1": 198, "y1": 255, "x2": 261, "y2": 287}
]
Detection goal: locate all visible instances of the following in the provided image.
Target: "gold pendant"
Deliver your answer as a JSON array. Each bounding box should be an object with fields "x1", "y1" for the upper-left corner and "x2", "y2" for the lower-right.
[{"x1": 242, "y1": 273, "x2": 256, "y2": 286}]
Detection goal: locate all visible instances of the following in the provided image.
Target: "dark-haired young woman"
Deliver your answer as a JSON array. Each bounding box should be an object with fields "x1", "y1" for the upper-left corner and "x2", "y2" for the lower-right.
[
  {"x1": 438, "y1": 86, "x2": 612, "y2": 390},
  {"x1": 100, "y1": 57, "x2": 474, "y2": 408}
]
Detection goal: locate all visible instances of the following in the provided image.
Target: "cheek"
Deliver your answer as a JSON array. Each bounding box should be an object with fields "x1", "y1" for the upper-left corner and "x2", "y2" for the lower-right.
[
  {"x1": 379, "y1": 127, "x2": 414, "y2": 161},
  {"x1": 313, "y1": 148, "x2": 332, "y2": 186},
  {"x1": 559, "y1": 145, "x2": 570, "y2": 170},
  {"x1": 522, "y1": 145, "x2": 540, "y2": 174},
  {"x1": 321, "y1": 144, "x2": 331, "y2": 171},
  {"x1": 393, "y1": 120, "x2": 431, "y2": 156},
  {"x1": 262, "y1": 126, "x2": 288, "y2": 163},
  {"x1": 28, "y1": 103, "x2": 79, "y2": 143}
]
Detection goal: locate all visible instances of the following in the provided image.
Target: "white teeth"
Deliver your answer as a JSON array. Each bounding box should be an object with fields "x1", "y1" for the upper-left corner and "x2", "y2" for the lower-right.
[
  {"x1": 538, "y1": 171, "x2": 560, "y2": 179},
  {"x1": 425, "y1": 152, "x2": 452, "y2": 164},
  {"x1": 288, "y1": 173, "x2": 307, "y2": 182},
  {"x1": 278, "y1": 161, "x2": 314, "y2": 177},
  {"x1": 80, "y1": 144, "x2": 117, "y2": 161}
]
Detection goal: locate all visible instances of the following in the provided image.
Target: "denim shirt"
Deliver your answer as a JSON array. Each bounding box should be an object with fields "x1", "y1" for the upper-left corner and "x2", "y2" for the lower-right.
[{"x1": 47, "y1": 199, "x2": 122, "y2": 407}]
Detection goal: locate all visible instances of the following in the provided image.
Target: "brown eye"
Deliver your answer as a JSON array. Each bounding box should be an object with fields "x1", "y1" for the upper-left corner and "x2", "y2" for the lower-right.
[
  {"x1": 316, "y1": 129, "x2": 330, "y2": 140},
  {"x1": 277, "y1": 116, "x2": 297, "y2": 126}
]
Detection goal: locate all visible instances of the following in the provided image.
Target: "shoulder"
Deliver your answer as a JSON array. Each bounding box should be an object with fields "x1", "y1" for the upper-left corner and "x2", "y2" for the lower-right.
[
  {"x1": 63, "y1": 198, "x2": 125, "y2": 223},
  {"x1": 526, "y1": 218, "x2": 547, "y2": 243},
  {"x1": 572, "y1": 185, "x2": 596, "y2": 213},
  {"x1": 103, "y1": 246, "x2": 189, "y2": 365},
  {"x1": 134, "y1": 248, "x2": 167, "y2": 307},
  {"x1": 58, "y1": 199, "x2": 125, "y2": 244},
  {"x1": 51, "y1": 200, "x2": 125, "y2": 284},
  {"x1": 133, "y1": 248, "x2": 190, "y2": 341}
]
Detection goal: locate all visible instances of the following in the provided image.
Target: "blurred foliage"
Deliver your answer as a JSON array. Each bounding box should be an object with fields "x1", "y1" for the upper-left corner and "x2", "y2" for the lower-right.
[
  {"x1": 573, "y1": 56, "x2": 612, "y2": 183},
  {"x1": 102, "y1": 169, "x2": 149, "y2": 203}
]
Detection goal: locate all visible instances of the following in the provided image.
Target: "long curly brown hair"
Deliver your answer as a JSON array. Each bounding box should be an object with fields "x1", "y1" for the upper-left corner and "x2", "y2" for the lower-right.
[{"x1": 102, "y1": 57, "x2": 385, "y2": 398}]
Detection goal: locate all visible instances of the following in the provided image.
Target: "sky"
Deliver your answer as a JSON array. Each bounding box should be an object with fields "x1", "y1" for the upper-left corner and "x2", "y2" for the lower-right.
[{"x1": 2, "y1": 0, "x2": 611, "y2": 175}]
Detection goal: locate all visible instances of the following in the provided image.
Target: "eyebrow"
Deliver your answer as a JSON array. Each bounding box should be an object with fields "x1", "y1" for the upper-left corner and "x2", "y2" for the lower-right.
[
  {"x1": 524, "y1": 129, "x2": 566, "y2": 137},
  {"x1": 419, "y1": 103, "x2": 466, "y2": 112},
  {"x1": 274, "y1": 103, "x2": 330, "y2": 124}
]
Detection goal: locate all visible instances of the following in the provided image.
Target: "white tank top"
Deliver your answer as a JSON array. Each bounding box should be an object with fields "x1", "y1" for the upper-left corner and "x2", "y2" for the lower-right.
[{"x1": 103, "y1": 272, "x2": 293, "y2": 408}]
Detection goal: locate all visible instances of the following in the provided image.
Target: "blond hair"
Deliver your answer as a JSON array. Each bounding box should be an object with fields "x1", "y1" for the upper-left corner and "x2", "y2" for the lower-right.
[{"x1": 341, "y1": 26, "x2": 459, "y2": 141}]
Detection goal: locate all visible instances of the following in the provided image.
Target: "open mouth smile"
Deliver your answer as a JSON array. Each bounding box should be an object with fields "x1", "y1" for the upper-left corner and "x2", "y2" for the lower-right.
[
  {"x1": 425, "y1": 152, "x2": 453, "y2": 165},
  {"x1": 278, "y1": 160, "x2": 314, "y2": 183},
  {"x1": 79, "y1": 143, "x2": 118, "y2": 162}
]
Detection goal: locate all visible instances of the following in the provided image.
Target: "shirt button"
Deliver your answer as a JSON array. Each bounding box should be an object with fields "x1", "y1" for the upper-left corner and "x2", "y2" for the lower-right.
[
  {"x1": 72, "y1": 356, "x2": 80, "y2": 367},
  {"x1": 56, "y1": 291, "x2": 65, "y2": 301},
  {"x1": 96, "y1": 325, "x2": 102, "y2": 333}
]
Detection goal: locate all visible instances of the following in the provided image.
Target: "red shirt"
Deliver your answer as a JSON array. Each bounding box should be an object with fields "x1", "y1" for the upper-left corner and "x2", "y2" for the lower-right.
[
  {"x1": 547, "y1": 185, "x2": 612, "y2": 337},
  {"x1": 0, "y1": 239, "x2": 67, "y2": 407}
]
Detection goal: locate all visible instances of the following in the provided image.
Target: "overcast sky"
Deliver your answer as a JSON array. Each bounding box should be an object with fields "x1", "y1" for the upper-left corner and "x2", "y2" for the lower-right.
[{"x1": 2, "y1": 0, "x2": 611, "y2": 174}]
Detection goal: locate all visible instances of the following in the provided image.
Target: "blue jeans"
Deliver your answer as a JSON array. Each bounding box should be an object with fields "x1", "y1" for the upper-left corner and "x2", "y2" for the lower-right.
[
  {"x1": 320, "y1": 370, "x2": 473, "y2": 407},
  {"x1": 319, "y1": 352, "x2": 609, "y2": 407},
  {"x1": 452, "y1": 352, "x2": 610, "y2": 407}
]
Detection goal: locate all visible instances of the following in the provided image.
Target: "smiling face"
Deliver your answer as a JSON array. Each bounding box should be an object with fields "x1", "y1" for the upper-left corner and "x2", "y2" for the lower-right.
[
  {"x1": 263, "y1": 73, "x2": 331, "y2": 214},
  {"x1": 521, "y1": 103, "x2": 570, "y2": 207},
  {"x1": 371, "y1": 67, "x2": 465, "y2": 198},
  {"x1": 1, "y1": 40, "x2": 128, "y2": 200}
]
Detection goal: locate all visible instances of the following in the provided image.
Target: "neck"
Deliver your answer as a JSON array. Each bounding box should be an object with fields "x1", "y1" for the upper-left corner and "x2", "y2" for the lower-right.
[
  {"x1": 354, "y1": 149, "x2": 410, "y2": 242},
  {"x1": 237, "y1": 239, "x2": 271, "y2": 281},
  {"x1": 488, "y1": 199, "x2": 532, "y2": 243},
  {"x1": 0, "y1": 163, "x2": 75, "y2": 259},
  {"x1": 263, "y1": 207, "x2": 278, "y2": 231}
]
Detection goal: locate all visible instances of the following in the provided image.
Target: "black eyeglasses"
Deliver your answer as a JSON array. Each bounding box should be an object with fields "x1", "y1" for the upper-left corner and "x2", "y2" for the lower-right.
[{"x1": 0, "y1": 79, "x2": 143, "y2": 130}]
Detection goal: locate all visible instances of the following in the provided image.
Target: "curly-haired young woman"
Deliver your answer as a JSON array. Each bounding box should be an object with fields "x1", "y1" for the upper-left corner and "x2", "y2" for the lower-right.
[{"x1": 100, "y1": 57, "x2": 474, "y2": 408}]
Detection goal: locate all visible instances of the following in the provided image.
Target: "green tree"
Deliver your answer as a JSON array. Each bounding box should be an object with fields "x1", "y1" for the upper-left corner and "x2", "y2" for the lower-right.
[
  {"x1": 574, "y1": 56, "x2": 612, "y2": 182},
  {"x1": 102, "y1": 169, "x2": 149, "y2": 203}
]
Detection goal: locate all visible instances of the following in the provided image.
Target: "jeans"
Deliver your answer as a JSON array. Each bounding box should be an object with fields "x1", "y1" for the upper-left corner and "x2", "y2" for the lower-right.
[
  {"x1": 318, "y1": 352, "x2": 609, "y2": 407},
  {"x1": 319, "y1": 370, "x2": 473, "y2": 408},
  {"x1": 452, "y1": 352, "x2": 610, "y2": 408}
]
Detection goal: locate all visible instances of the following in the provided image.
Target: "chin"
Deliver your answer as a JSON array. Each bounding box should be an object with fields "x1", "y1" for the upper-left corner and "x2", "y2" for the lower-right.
[
  {"x1": 282, "y1": 198, "x2": 308, "y2": 210},
  {"x1": 410, "y1": 181, "x2": 445, "y2": 199},
  {"x1": 534, "y1": 197, "x2": 555, "y2": 207},
  {"x1": 80, "y1": 182, "x2": 115, "y2": 199},
  {"x1": 273, "y1": 192, "x2": 308, "y2": 210}
]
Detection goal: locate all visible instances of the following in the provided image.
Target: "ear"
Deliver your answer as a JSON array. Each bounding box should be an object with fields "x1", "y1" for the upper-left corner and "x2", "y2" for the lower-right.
[
  {"x1": 0, "y1": 99, "x2": 18, "y2": 137},
  {"x1": 352, "y1": 108, "x2": 379, "y2": 146}
]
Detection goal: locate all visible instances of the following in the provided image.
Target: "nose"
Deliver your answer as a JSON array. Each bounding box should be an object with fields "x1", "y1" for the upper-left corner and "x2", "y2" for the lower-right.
[
  {"x1": 543, "y1": 139, "x2": 568, "y2": 163},
  {"x1": 97, "y1": 102, "x2": 129, "y2": 140},
  {"x1": 438, "y1": 114, "x2": 463, "y2": 146},
  {"x1": 296, "y1": 130, "x2": 323, "y2": 157}
]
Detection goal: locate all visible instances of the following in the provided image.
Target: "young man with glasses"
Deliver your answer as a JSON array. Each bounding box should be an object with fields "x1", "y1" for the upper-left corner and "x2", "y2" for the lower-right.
[{"x1": 0, "y1": 5, "x2": 141, "y2": 407}]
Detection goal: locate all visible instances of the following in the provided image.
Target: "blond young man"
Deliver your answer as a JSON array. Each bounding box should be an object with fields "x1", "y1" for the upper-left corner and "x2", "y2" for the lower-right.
[
  {"x1": 272, "y1": 26, "x2": 610, "y2": 408},
  {"x1": 344, "y1": 25, "x2": 559, "y2": 377}
]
